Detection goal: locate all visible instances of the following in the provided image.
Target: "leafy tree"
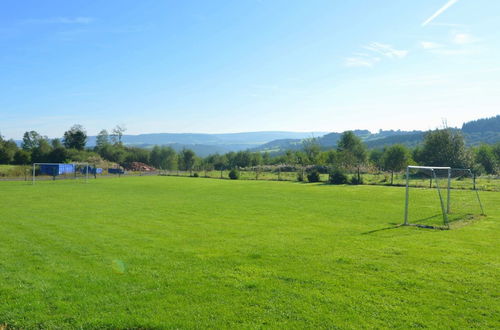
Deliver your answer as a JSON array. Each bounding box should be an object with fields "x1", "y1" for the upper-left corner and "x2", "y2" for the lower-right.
[
  {"x1": 381, "y1": 144, "x2": 410, "y2": 185},
  {"x1": 250, "y1": 152, "x2": 262, "y2": 167},
  {"x1": 22, "y1": 131, "x2": 43, "y2": 151},
  {"x1": 302, "y1": 138, "x2": 321, "y2": 164},
  {"x1": 233, "y1": 151, "x2": 252, "y2": 168},
  {"x1": 99, "y1": 144, "x2": 127, "y2": 164},
  {"x1": 225, "y1": 151, "x2": 237, "y2": 169},
  {"x1": 150, "y1": 146, "x2": 176, "y2": 169},
  {"x1": 96, "y1": 130, "x2": 110, "y2": 150},
  {"x1": 475, "y1": 145, "x2": 497, "y2": 174},
  {"x1": 31, "y1": 138, "x2": 52, "y2": 163},
  {"x1": 124, "y1": 147, "x2": 150, "y2": 164},
  {"x1": 49, "y1": 147, "x2": 69, "y2": 163},
  {"x1": 324, "y1": 150, "x2": 338, "y2": 167},
  {"x1": 179, "y1": 148, "x2": 196, "y2": 175},
  {"x1": 418, "y1": 129, "x2": 468, "y2": 168},
  {"x1": 206, "y1": 153, "x2": 227, "y2": 178},
  {"x1": 13, "y1": 150, "x2": 31, "y2": 165},
  {"x1": 51, "y1": 138, "x2": 63, "y2": 148},
  {"x1": 65, "y1": 149, "x2": 98, "y2": 163},
  {"x1": 199, "y1": 157, "x2": 213, "y2": 177},
  {"x1": 412, "y1": 146, "x2": 424, "y2": 165},
  {"x1": 369, "y1": 149, "x2": 384, "y2": 170},
  {"x1": 295, "y1": 150, "x2": 308, "y2": 178},
  {"x1": 0, "y1": 139, "x2": 17, "y2": 164},
  {"x1": 111, "y1": 125, "x2": 126, "y2": 144},
  {"x1": 492, "y1": 143, "x2": 500, "y2": 162},
  {"x1": 63, "y1": 125, "x2": 87, "y2": 150},
  {"x1": 262, "y1": 152, "x2": 270, "y2": 165},
  {"x1": 337, "y1": 131, "x2": 367, "y2": 182},
  {"x1": 282, "y1": 150, "x2": 295, "y2": 165}
]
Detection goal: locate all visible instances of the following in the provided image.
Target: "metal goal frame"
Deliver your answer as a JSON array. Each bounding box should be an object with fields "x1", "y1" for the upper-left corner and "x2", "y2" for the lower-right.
[{"x1": 403, "y1": 165, "x2": 484, "y2": 228}]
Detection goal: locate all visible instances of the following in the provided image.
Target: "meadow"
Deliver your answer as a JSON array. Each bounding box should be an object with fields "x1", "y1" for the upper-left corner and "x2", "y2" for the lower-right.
[{"x1": 0, "y1": 176, "x2": 499, "y2": 328}]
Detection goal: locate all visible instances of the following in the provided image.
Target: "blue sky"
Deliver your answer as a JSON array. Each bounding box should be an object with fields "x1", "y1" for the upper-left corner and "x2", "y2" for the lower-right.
[{"x1": 1, "y1": 0, "x2": 499, "y2": 139}]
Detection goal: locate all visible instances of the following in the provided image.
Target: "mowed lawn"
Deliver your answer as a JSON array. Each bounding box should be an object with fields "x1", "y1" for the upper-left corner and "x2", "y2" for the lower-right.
[{"x1": 0, "y1": 177, "x2": 498, "y2": 328}]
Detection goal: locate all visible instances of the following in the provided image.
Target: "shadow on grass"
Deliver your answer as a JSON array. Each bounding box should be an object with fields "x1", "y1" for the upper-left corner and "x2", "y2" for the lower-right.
[
  {"x1": 361, "y1": 224, "x2": 402, "y2": 235},
  {"x1": 362, "y1": 214, "x2": 447, "y2": 234},
  {"x1": 412, "y1": 214, "x2": 443, "y2": 224}
]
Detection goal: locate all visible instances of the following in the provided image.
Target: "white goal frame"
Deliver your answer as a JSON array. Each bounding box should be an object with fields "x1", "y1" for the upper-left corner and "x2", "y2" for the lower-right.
[
  {"x1": 403, "y1": 165, "x2": 484, "y2": 227},
  {"x1": 32, "y1": 162, "x2": 89, "y2": 185}
]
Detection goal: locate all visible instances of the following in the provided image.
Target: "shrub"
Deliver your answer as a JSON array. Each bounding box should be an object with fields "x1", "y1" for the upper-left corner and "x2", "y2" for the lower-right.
[
  {"x1": 307, "y1": 170, "x2": 321, "y2": 183},
  {"x1": 349, "y1": 175, "x2": 364, "y2": 185},
  {"x1": 297, "y1": 171, "x2": 304, "y2": 182},
  {"x1": 228, "y1": 169, "x2": 240, "y2": 180},
  {"x1": 329, "y1": 169, "x2": 348, "y2": 184},
  {"x1": 192, "y1": 172, "x2": 199, "y2": 177}
]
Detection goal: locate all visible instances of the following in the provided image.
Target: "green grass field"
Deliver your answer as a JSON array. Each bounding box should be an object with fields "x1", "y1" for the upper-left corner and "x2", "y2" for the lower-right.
[{"x1": 1, "y1": 177, "x2": 499, "y2": 328}]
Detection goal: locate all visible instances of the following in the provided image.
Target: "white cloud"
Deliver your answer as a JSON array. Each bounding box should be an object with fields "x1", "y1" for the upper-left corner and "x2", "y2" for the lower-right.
[
  {"x1": 420, "y1": 41, "x2": 443, "y2": 49},
  {"x1": 420, "y1": 33, "x2": 478, "y2": 56},
  {"x1": 363, "y1": 42, "x2": 408, "y2": 58},
  {"x1": 22, "y1": 17, "x2": 94, "y2": 25},
  {"x1": 345, "y1": 43, "x2": 406, "y2": 68},
  {"x1": 453, "y1": 33, "x2": 474, "y2": 44},
  {"x1": 422, "y1": 0, "x2": 460, "y2": 27},
  {"x1": 344, "y1": 56, "x2": 380, "y2": 67}
]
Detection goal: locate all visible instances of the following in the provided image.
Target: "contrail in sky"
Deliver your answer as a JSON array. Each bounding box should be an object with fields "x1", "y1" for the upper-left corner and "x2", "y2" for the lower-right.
[{"x1": 422, "y1": 0, "x2": 460, "y2": 27}]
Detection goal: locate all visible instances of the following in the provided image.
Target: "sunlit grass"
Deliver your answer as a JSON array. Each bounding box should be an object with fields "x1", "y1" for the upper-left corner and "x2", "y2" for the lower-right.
[{"x1": 0, "y1": 177, "x2": 498, "y2": 328}]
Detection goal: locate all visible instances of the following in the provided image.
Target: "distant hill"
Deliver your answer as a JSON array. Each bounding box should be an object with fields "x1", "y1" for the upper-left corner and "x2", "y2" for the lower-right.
[
  {"x1": 462, "y1": 115, "x2": 500, "y2": 133},
  {"x1": 254, "y1": 130, "x2": 427, "y2": 153},
  {"x1": 364, "y1": 132, "x2": 425, "y2": 149},
  {"x1": 87, "y1": 131, "x2": 327, "y2": 148},
  {"x1": 253, "y1": 115, "x2": 500, "y2": 154},
  {"x1": 14, "y1": 115, "x2": 497, "y2": 156},
  {"x1": 461, "y1": 115, "x2": 500, "y2": 146},
  {"x1": 84, "y1": 131, "x2": 327, "y2": 157}
]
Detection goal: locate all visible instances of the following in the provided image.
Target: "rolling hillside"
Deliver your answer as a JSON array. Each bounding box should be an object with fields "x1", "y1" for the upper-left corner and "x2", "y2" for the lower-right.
[{"x1": 254, "y1": 115, "x2": 500, "y2": 154}]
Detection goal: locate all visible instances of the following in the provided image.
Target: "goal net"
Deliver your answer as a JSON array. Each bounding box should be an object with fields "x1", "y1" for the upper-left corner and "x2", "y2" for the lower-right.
[
  {"x1": 32, "y1": 163, "x2": 90, "y2": 184},
  {"x1": 404, "y1": 166, "x2": 484, "y2": 229}
]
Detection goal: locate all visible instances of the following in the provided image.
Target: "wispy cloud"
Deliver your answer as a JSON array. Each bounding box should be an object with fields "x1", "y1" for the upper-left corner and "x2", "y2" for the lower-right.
[
  {"x1": 453, "y1": 32, "x2": 474, "y2": 44},
  {"x1": 363, "y1": 42, "x2": 408, "y2": 58},
  {"x1": 422, "y1": 0, "x2": 459, "y2": 27},
  {"x1": 420, "y1": 41, "x2": 443, "y2": 49},
  {"x1": 420, "y1": 31, "x2": 478, "y2": 56},
  {"x1": 22, "y1": 17, "x2": 94, "y2": 25},
  {"x1": 344, "y1": 56, "x2": 380, "y2": 68},
  {"x1": 345, "y1": 42, "x2": 407, "y2": 68}
]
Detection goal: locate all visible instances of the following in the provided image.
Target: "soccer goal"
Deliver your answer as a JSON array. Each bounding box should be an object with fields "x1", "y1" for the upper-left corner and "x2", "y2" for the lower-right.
[
  {"x1": 32, "y1": 163, "x2": 90, "y2": 184},
  {"x1": 403, "y1": 166, "x2": 484, "y2": 229}
]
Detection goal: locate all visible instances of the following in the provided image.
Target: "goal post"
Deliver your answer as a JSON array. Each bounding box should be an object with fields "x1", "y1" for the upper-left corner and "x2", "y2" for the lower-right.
[
  {"x1": 403, "y1": 166, "x2": 484, "y2": 229},
  {"x1": 32, "y1": 163, "x2": 90, "y2": 184}
]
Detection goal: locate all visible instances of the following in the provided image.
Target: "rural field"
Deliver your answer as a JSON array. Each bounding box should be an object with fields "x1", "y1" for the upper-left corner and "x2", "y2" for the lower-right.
[{"x1": 0, "y1": 176, "x2": 499, "y2": 328}]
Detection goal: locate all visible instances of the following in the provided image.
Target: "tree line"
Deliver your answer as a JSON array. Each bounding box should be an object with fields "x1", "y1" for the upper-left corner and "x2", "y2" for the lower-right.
[{"x1": 1, "y1": 125, "x2": 500, "y2": 181}]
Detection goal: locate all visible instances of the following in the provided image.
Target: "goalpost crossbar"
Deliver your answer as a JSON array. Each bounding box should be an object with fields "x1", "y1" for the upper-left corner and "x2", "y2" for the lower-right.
[{"x1": 407, "y1": 166, "x2": 451, "y2": 170}]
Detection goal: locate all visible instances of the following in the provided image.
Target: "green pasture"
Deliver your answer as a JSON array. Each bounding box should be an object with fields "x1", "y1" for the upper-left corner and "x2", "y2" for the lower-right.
[{"x1": 0, "y1": 176, "x2": 498, "y2": 328}]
